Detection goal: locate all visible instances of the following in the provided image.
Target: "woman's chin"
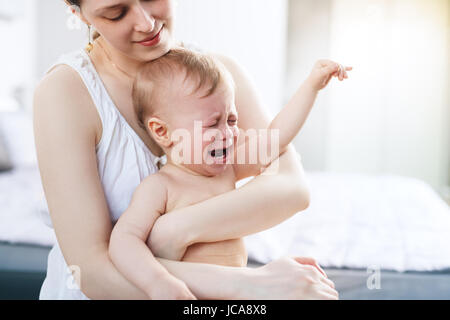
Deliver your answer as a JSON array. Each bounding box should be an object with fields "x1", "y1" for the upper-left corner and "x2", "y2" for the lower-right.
[
  {"x1": 138, "y1": 45, "x2": 170, "y2": 62},
  {"x1": 133, "y1": 35, "x2": 173, "y2": 62}
]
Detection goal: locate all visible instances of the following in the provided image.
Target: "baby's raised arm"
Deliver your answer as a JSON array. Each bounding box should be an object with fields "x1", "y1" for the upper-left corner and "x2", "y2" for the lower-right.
[
  {"x1": 233, "y1": 60, "x2": 352, "y2": 180},
  {"x1": 109, "y1": 175, "x2": 196, "y2": 300}
]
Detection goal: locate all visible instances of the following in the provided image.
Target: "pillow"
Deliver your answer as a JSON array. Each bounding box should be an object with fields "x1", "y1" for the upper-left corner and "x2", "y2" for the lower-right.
[{"x1": 0, "y1": 126, "x2": 13, "y2": 172}]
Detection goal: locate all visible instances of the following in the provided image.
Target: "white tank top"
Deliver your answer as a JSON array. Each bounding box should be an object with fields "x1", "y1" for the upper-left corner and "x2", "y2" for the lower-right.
[{"x1": 39, "y1": 49, "x2": 167, "y2": 300}]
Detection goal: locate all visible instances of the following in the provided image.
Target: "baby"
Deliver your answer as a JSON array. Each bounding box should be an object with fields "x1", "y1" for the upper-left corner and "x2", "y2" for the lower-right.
[{"x1": 109, "y1": 48, "x2": 351, "y2": 299}]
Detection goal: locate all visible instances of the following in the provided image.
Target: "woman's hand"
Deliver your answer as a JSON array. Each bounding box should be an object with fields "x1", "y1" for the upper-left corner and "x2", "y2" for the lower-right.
[
  {"x1": 246, "y1": 256, "x2": 339, "y2": 300},
  {"x1": 147, "y1": 273, "x2": 197, "y2": 300},
  {"x1": 147, "y1": 214, "x2": 190, "y2": 261},
  {"x1": 306, "y1": 59, "x2": 352, "y2": 91}
]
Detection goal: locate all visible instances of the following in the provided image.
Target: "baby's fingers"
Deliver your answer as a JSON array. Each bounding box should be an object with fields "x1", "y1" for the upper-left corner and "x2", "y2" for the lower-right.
[
  {"x1": 322, "y1": 62, "x2": 340, "y2": 75},
  {"x1": 338, "y1": 65, "x2": 353, "y2": 80}
]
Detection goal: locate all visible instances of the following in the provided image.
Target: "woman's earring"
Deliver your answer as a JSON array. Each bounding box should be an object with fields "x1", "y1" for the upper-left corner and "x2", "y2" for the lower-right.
[
  {"x1": 70, "y1": 4, "x2": 81, "y2": 15},
  {"x1": 86, "y1": 24, "x2": 93, "y2": 53}
]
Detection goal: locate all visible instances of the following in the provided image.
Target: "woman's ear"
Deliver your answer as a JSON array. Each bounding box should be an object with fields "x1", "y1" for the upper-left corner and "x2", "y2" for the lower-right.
[
  {"x1": 147, "y1": 117, "x2": 173, "y2": 148},
  {"x1": 66, "y1": 1, "x2": 89, "y2": 25}
]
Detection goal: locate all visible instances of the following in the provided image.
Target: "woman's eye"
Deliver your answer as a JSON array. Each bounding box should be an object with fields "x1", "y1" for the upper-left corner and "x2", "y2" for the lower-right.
[
  {"x1": 107, "y1": 9, "x2": 127, "y2": 21},
  {"x1": 228, "y1": 119, "x2": 237, "y2": 125}
]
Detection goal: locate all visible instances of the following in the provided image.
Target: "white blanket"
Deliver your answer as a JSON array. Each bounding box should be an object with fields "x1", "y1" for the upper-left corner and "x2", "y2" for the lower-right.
[
  {"x1": 0, "y1": 167, "x2": 56, "y2": 247},
  {"x1": 244, "y1": 172, "x2": 450, "y2": 272}
]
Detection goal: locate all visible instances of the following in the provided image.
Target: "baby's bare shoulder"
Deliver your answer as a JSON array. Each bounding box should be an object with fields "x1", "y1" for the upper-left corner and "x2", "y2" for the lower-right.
[{"x1": 139, "y1": 172, "x2": 169, "y2": 193}]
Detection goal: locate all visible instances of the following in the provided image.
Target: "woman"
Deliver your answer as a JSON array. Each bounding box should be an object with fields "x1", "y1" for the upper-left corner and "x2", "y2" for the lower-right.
[{"x1": 34, "y1": 0, "x2": 338, "y2": 300}]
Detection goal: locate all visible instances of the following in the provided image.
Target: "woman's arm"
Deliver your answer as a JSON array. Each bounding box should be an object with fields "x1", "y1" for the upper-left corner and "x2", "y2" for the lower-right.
[
  {"x1": 34, "y1": 66, "x2": 147, "y2": 299},
  {"x1": 148, "y1": 54, "x2": 311, "y2": 260}
]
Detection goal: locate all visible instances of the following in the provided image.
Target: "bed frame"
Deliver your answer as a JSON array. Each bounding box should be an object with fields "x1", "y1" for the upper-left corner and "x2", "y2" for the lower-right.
[
  {"x1": 1, "y1": 241, "x2": 449, "y2": 300},
  {"x1": 0, "y1": 242, "x2": 50, "y2": 300}
]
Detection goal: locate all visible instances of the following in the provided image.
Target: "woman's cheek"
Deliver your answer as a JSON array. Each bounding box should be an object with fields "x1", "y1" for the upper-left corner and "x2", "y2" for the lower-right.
[{"x1": 99, "y1": 26, "x2": 134, "y2": 53}]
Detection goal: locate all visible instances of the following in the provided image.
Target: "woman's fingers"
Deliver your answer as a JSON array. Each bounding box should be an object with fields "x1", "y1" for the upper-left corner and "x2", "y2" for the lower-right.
[
  {"x1": 315, "y1": 282, "x2": 339, "y2": 300},
  {"x1": 292, "y1": 256, "x2": 328, "y2": 278},
  {"x1": 297, "y1": 261, "x2": 337, "y2": 291},
  {"x1": 325, "y1": 285, "x2": 339, "y2": 299},
  {"x1": 319, "y1": 290, "x2": 339, "y2": 300},
  {"x1": 320, "y1": 276, "x2": 336, "y2": 289}
]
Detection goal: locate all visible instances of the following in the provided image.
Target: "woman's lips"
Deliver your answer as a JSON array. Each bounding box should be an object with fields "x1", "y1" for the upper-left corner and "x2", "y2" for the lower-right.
[{"x1": 136, "y1": 27, "x2": 163, "y2": 47}]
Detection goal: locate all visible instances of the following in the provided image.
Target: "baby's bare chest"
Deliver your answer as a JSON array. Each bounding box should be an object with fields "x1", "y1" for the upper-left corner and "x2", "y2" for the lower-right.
[
  {"x1": 159, "y1": 166, "x2": 248, "y2": 267},
  {"x1": 163, "y1": 168, "x2": 236, "y2": 213}
]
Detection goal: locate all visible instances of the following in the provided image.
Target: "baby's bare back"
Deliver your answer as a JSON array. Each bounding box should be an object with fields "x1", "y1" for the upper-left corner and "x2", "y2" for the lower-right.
[{"x1": 159, "y1": 164, "x2": 248, "y2": 267}]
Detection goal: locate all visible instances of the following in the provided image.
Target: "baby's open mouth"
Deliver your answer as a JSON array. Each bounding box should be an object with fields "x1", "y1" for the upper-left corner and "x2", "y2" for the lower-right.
[{"x1": 209, "y1": 147, "x2": 230, "y2": 158}]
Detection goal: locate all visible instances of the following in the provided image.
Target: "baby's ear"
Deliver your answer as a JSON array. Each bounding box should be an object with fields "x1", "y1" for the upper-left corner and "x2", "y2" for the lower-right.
[{"x1": 147, "y1": 117, "x2": 173, "y2": 148}]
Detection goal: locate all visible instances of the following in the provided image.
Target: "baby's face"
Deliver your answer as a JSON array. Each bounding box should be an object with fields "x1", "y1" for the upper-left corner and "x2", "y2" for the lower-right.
[{"x1": 165, "y1": 79, "x2": 239, "y2": 176}]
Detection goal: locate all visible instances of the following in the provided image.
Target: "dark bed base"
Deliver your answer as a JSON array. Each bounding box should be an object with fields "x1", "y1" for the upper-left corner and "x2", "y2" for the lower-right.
[
  {"x1": 1, "y1": 242, "x2": 449, "y2": 300},
  {"x1": 0, "y1": 242, "x2": 50, "y2": 300}
]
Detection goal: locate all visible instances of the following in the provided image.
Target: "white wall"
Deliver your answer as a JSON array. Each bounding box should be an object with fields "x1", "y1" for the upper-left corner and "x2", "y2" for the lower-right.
[
  {"x1": 174, "y1": 0, "x2": 288, "y2": 115},
  {"x1": 0, "y1": 0, "x2": 36, "y2": 111},
  {"x1": 327, "y1": 0, "x2": 449, "y2": 192},
  {"x1": 285, "y1": 0, "x2": 333, "y2": 171},
  {"x1": 33, "y1": 0, "x2": 86, "y2": 82},
  {"x1": 288, "y1": 0, "x2": 450, "y2": 193}
]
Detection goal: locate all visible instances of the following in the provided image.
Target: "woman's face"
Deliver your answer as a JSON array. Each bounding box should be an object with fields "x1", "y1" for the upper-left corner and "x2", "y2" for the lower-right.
[{"x1": 79, "y1": 0, "x2": 175, "y2": 61}]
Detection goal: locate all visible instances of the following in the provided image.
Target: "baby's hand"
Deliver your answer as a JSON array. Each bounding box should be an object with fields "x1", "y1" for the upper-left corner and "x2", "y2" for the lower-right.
[
  {"x1": 306, "y1": 59, "x2": 353, "y2": 91},
  {"x1": 147, "y1": 273, "x2": 197, "y2": 300}
]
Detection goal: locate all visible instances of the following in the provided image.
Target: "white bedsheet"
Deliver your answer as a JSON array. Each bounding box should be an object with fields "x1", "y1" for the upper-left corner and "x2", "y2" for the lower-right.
[
  {"x1": 0, "y1": 166, "x2": 56, "y2": 247},
  {"x1": 244, "y1": 172, "x2": 450, "y2": 272}
]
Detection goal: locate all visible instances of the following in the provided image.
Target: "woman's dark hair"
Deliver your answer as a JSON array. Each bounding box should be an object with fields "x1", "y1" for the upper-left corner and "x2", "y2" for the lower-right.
[{"x1": 67, "y1": 0, "x2": 81, "y2": 6}]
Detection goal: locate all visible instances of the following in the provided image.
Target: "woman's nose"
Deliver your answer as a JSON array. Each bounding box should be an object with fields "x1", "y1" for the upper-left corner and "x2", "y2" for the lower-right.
[{"x1": 133, "y1": 5, "x2": 155, "y2": 33}]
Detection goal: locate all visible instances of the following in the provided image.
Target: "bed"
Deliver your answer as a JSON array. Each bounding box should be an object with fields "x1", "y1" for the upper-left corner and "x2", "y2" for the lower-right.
[
  {"x1": 1, "y1": 112, "x2": 450, "y2": 300},
  {"x1": 1, "y1": 166, "x2": 450, "y2": 299}
]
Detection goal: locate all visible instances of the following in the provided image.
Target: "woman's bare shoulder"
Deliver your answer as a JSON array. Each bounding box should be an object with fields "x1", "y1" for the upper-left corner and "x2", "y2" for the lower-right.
[
  {"x1": 34, "y1": 64, "x2": 101, "y2": 137},
  {"x1": 35, "y1": 64, "x2": 90, "y2": 106},
  {"x1": 209, "y1": 53, "x2": 244, "y2": 78}
]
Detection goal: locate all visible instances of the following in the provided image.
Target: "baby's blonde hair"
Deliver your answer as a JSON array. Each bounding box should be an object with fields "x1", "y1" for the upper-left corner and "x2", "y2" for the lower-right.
[{"x1": 132, "y1": 48, "x2": 234, "y2": 130}]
